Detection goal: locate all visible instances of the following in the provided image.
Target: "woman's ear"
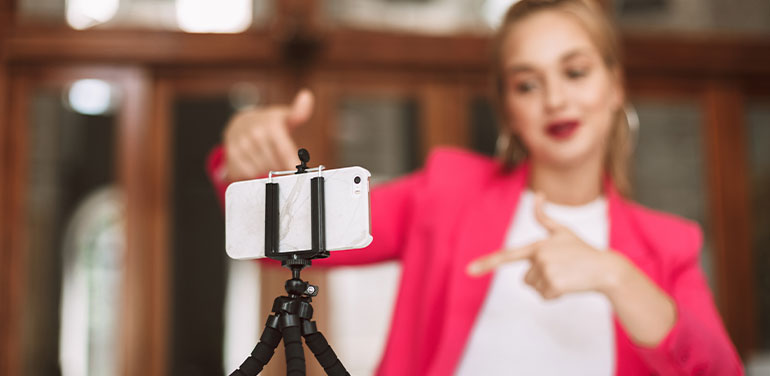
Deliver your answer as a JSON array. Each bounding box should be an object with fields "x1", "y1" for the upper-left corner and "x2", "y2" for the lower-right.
[
  {"x1": 503, "y1": 115, "x2": 518, "y2": 136},
  {"x1": 609, "y1": 66, "x2": 626, "y2": 112}
]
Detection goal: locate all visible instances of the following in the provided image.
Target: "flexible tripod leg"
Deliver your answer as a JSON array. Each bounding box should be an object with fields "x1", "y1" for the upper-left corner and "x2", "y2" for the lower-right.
[
  {"x1": 280, "y1": 312, "x2": 306, "y2": 376},
  {"x1": 229, "y1": 316, "x2": 282, "y2": 376},
  {"x1": 302, "y1": 321, "x2": 349, "y2": 376}
]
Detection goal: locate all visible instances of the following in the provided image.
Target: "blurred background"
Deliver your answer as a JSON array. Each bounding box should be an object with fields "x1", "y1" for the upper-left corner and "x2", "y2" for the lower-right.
[{"x1": 0, "y1": 0, "x2": 769, "y2": 375}]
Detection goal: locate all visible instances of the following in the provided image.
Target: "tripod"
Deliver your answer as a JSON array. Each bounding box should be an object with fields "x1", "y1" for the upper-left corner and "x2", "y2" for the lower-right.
[
  {"x1": 229, "y1": 259, "x2": 348, "y2": 376},
  {"x1": 229, "y1": 149, "x2": 349, "y2": 376}
]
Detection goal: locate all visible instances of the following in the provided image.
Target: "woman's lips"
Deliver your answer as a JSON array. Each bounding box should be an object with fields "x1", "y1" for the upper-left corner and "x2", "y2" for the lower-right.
[{"x1": 545, "y1": 120, "x2": 580, "y2": 140}]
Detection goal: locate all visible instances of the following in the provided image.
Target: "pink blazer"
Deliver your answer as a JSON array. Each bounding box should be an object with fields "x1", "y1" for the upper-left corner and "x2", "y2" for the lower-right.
[{"x1": 207, "y1": 147, "x2": 743, "y2": 375}]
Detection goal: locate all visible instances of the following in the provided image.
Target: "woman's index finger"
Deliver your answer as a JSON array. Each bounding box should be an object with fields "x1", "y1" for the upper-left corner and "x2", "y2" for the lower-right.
[{"x1": 466, "y1": 241, "x2": 541, "y2": 276}]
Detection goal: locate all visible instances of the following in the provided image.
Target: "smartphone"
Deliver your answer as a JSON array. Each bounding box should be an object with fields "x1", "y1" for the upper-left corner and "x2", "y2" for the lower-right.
[{"x1": 225, "y1": 166, "x2": 373, "y2": 259}]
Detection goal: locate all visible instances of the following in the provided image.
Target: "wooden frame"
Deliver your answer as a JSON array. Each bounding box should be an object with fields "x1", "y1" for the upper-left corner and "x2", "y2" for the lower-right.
[
  {"x1": 152, "y1": 70, "x2": 313, "y2": 376},
  {"x1": 703, "y1": 83, "x2": 757, "y2": 356},
  {"x1": 3, "y1": 26, "x2": 770, "y2": 78},
  {"x1": 116, "y1": 66, "x2": 167, "y2": 376},
  {"x1": 0, "y1": 64, "x2": 160, "y2": 375},
  {"x1": 626, "y1": 74, "x2": 761, "y2": 356},
  {"x1": 0, "y1": 69, "x2": 27, "y2": 376},
  {"x1": 0, "y1": 0, "x2": 12, "y2": 372}
]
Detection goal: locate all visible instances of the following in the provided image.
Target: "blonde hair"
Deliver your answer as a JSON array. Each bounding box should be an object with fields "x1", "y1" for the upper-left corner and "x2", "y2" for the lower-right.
[{"x1": 493, "y1": 0, "x2": 632, "y2": 197}]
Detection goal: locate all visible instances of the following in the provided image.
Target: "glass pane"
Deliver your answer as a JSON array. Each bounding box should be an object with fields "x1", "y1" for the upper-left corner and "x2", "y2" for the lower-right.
[
  {"x1": 631, "y1": 100, "x2": 715, "y2": 288},
  {"x1": 323, "y1": 0, "x2": 496, "y2": 35},
  {"x1": 614, "y1": 0, "x2": 770, "y2": 35},
  {"x1": 325, "y1": 0, "x2": 770, "y2": 35},
  {"x1": 327, "y1": 95, "x2": 420, "y2": 375},
  {"x1": 747, "y1": 100, "x2": 770, "y2": 352},
  {"x1": 170, "y1": 94, "x2": 232, "y2": 375},
  {"x1": 24, "y1": 82, "x2": 123, "y2": 376},
  {"x1": 18, "y1": 0, "x2": 273, "y2": 32},
  {"x1": 335, "y1": 95, "x2": 421, "y2": 183},
  {"x1": 469, "y1": 96, "x2": 499, "y2": 158}
]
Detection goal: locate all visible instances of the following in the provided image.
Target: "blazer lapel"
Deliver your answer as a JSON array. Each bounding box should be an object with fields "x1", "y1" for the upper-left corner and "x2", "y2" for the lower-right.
[
  {"x1": 606, "y1": 182, "x2": 656, "y2": 278},
  {"x1": 428, "y1": 163, "x2": 529, "y2": 375},
  {"x1": 607, "y1": 180, "x2": 662, "y2": 375}
]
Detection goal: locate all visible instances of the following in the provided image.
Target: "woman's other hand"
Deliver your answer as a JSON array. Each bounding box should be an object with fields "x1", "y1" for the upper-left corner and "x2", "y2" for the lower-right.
[
  {"x1": 222, "y1": 89, "x2": 315, "y2": 182},
  {"x1": 467, "y1": 193, "x2": 629, "y2": 299}
]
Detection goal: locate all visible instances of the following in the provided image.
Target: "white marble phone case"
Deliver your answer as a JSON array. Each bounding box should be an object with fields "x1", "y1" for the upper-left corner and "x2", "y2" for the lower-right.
[{"x1": 225, "y1": 166, "x2": 372, "y2": 259}]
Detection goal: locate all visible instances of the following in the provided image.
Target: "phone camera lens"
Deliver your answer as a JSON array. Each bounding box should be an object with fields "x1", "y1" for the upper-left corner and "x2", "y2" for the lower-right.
[{"x1": 354, "y1": 176, "x2": 361, "y2": 184}]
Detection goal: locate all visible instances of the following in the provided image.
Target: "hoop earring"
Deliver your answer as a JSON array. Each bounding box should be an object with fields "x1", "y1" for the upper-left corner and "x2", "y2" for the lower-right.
[
  {"x1": 495, "y1": 131, "x2": 511, "y2": 158},
  {"x1": 624, "y1": 103, "x2": 640, "y2": 151}
]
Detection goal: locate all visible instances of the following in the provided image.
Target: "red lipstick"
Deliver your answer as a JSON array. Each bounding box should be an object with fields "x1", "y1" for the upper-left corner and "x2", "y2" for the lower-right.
[{"x1": 545, "y1": 120, "x2": 580, "y2": 140}]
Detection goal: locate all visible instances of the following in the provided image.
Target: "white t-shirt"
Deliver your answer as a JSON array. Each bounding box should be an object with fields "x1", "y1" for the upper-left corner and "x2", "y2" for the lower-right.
[{"x1": 456, "y1": 190, "x2": 615, "y2": 376}]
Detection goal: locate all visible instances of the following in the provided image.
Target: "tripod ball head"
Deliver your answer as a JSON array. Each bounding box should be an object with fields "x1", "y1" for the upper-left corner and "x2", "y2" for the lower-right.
[{"x1": 285, "y1": 278, "x2": 319, "y2": 297}]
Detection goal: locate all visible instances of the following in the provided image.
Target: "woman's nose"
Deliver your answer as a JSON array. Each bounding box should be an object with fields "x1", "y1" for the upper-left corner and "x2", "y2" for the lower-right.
[{"x1": 544, "y1": 77, "x2": 566, "y2": 113}]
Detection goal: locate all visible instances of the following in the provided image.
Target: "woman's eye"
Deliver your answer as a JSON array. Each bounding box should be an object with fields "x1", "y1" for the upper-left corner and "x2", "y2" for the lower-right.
[
  {"x1": 566, "y1": 68, "x2": 588, "y2": 79},
  {"x1": 515, "y1": 81, "x2": 537, "y2": 93}
]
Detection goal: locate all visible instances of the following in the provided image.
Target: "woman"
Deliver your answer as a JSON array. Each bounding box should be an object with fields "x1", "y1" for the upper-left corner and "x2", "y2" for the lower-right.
[{"x1": 207, "y1": 0, "x2": 742, "y2": 374}]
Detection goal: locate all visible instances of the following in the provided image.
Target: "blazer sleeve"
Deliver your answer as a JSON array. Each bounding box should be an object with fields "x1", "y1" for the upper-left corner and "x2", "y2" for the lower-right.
[
  {"x1": 632, "y1": 224, "x2": 744, "y2": 375},
  {"x1": 206, "y1": 146, "x2": 229, "y2": 208},
  {"x1": 206, "y1": 145, "x2": 426, "y2": 267}
]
